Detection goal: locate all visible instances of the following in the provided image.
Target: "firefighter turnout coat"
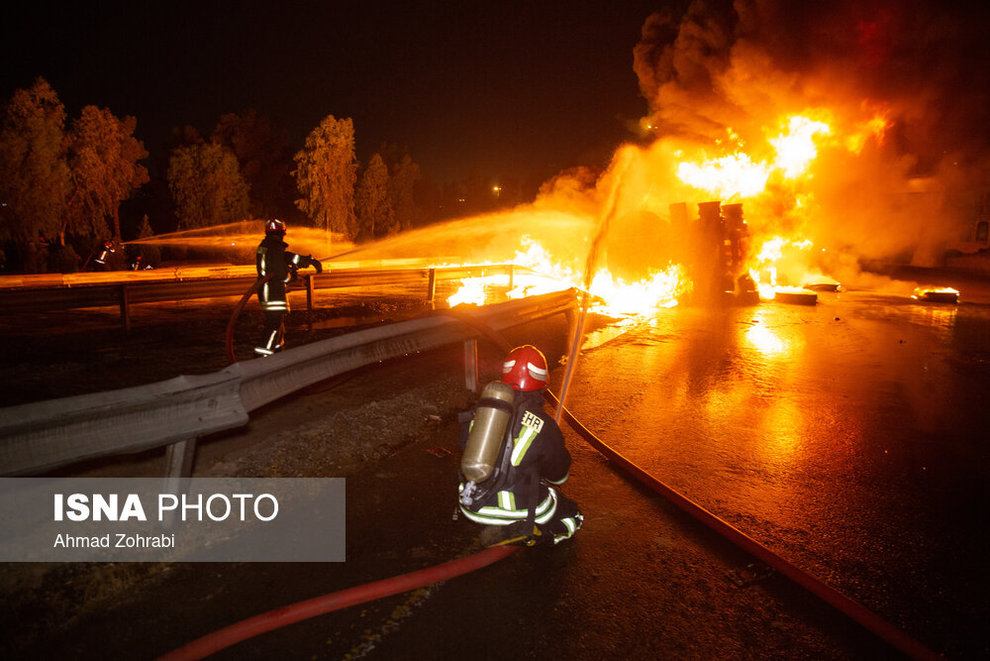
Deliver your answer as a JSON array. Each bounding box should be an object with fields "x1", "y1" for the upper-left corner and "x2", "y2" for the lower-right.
[
  {"x1": 254, "y1": 234, "x2": 320, "y2": 355},
  {"x1": 256, "y1": 234, "x2": 315, "y2": 314}
]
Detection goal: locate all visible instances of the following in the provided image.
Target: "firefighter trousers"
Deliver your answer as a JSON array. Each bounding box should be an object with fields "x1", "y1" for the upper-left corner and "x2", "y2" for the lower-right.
[
  {"x1": 541, "y1": 490, "x2": 583, "y2": 544},
  {"x1": 255, "y1": 310, "x2": 286, "y2": 356}
]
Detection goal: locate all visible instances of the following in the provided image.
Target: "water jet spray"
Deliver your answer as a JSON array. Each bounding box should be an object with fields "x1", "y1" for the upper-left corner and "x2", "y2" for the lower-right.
[
  {"x1": 125, "y1": 221, "x2": 349, "y2": 265},
  {"x1": 554, "y1": 150, "x2": 634, "y2": 424}
]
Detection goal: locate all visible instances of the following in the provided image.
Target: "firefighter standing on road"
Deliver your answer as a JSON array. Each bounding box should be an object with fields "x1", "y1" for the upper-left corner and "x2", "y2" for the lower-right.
[
  {"x1": 457, "y1": 344, "x2": 583, "y2": 545},
  {"x1": 255, "y1": 219, "x2": 322, "y2": 356}
]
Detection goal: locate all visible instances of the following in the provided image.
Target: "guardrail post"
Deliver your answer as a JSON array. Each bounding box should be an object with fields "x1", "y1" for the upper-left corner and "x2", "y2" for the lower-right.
[
  {"x1": 119, "y1": 284, "x2": 131, "y2": 332},
  {"x1": 305, "y1": 273, "x2": 315, "y2": 313},
  {"x1": 463, "y1": 338, "x2": 479, "y2": 392},
  {"x1": 507, "y1": 264, "x2": 514, "y2": 290},
  {"x1": 427, "y1": 268, "x2": 437, "y2": 306},
  {"x1": 164, "y1": 438, "x2": 197, "y2": 479}
]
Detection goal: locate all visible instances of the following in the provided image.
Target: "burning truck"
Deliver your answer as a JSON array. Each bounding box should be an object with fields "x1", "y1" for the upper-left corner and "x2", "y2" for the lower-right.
[{"x1": 671, "y1": 200, "x2": 760, "y2": 306}]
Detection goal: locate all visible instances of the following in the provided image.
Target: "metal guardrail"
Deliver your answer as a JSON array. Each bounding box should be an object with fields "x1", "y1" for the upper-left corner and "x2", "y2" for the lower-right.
[
  {"x1": 0, "y1": 289, "x2": 576, "y2": 477},
  {"x1": 0, "y1": 264, "x2": 516, "y2": 330}
]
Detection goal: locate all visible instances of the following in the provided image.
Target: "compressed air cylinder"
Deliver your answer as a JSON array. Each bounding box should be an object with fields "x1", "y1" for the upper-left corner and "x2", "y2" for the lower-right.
[{"x1": 460, "y1": 380, "x2": 516, "y2": 484}]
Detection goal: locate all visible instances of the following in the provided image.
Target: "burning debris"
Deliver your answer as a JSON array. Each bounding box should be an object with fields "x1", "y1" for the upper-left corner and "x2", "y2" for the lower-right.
[
  {"x1": 912, "y1": 287, "x2": 959, "y2": 304},
  {"x1": 804, "y1": 283, "x2": 842, "y2": 293},
  {"x1": 772, "y1": 287, "x2": 819, "y2": 306}
]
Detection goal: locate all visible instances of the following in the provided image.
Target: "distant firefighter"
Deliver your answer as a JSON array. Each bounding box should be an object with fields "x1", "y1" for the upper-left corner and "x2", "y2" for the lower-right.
[
  {"x1": 254, "y1": 219, "x2": 322, "y2": 356},
  {"x1": 93, "y1": 240, "x2": 115, "y2": 270},
  {"x1": 457, "y1": 344, "x2": 583, "y2": 546}
]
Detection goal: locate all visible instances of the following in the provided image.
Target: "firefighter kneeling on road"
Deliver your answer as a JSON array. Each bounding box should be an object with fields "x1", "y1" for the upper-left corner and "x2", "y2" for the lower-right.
[
  {"x1": 255, "y1": 219, "x2": 322, "y2": 357},
  {"x1": 457, "y1": 344, "x2": 583, "y2": 546}
]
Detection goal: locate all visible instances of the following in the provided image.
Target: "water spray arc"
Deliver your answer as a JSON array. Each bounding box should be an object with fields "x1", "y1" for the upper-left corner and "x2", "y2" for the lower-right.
[{"x1": 554, "y1": 151, "x2": 634, "y2": 424}]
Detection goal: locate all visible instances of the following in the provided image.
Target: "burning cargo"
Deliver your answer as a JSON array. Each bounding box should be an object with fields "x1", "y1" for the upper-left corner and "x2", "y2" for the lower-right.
[{"x1": 677, "y1": 200, "x2": 757, "y2": 305}]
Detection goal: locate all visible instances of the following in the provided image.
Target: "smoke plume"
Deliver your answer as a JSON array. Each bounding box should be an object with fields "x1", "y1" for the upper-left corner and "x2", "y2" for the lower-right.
[
  {"x1": 624, "y1": 0, "x2": 990, "y2": 272},
  {"x1": 296, "y1": 1, "x2": 990, "y2": 296}
]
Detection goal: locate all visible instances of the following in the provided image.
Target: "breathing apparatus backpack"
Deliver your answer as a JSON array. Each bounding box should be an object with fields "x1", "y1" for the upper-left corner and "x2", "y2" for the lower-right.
[{"x1": 458, "y1": 380, "x2": 516, "y2": 509}]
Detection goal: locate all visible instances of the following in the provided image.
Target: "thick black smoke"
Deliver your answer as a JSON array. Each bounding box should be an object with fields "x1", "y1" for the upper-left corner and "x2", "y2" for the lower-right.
[
  {"x1": 635, "y1": 0, "x2": 990, "y2": 174},
  {"x1": 629, "y1": 0, "x2": 990, "y2": 269}
]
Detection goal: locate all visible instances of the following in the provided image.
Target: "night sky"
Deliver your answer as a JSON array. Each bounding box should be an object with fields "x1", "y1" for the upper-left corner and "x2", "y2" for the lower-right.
[{"x1": 1, "y1": 1, "x2": 674, "y2": 184}]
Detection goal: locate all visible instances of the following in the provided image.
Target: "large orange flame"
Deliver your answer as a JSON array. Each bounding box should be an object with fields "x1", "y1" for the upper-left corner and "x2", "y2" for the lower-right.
[
  {"x1": 446, "y1": 108, "x2": 893, "y2": 314},
  {"x1": 446, "y1": 237, "x2": 689, "y2": 316}
]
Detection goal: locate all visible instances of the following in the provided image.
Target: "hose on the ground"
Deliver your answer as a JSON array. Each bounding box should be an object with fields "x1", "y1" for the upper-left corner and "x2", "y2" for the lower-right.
[
  {"x1": 445, "y1": 305, "x2": 938, "y2": 659},
  {"x1": 155, "y1": 545, "x2": 518, "y2": 661},
  {"x1": 544, "y1": 392, "x2": 940, "y2": 661},
  {"x1": 175, "y1": 302, "x2": 936, "y2": 660},
  {"x1": 155, "y1": 309, "x2": 518, "y2": 660},
  {"x1": 224, "y1": 274, "x2": 273, "y2": 364}
]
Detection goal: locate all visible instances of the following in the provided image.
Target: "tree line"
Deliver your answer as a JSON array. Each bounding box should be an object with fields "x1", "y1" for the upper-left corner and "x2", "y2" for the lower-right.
[{"x1": 0, "y1": 77, "x2": 528, "y2": 273}]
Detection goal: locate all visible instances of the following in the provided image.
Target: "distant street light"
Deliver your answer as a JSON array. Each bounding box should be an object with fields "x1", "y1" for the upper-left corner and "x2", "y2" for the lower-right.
[{"x1": 493, "y1": 186, "x2": 501, "y2": 199}]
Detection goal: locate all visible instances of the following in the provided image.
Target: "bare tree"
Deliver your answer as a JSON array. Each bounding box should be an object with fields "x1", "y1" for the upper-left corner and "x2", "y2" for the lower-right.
[
  {"x1": 0, "y1": 78, "x2": 70, "y2": 245},
  {"x1": 293, "y1": 114, "x2": 357, "y2": 243},
  {"x1": 67, "y1": 105, "x2": 149, "y2": 241},
  {"x1": 167, "y1": 143, "x2": 250, "y2": 229}
]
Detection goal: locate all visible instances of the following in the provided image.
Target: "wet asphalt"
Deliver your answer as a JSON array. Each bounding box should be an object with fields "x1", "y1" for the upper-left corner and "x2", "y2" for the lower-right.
[{"x1": 4, "y1": 272, "x2": 988, "y2": 659}]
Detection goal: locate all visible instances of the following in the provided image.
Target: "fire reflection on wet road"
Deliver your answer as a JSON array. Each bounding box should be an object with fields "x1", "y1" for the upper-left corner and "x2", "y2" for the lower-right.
[{"x1": 564, "y1": 289, "x2": 989, "y2": 656}]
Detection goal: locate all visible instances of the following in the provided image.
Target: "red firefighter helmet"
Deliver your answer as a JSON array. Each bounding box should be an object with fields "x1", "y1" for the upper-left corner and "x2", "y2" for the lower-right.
[
  {"x1": 265, "y1": 219, "x2": 286, "y2": 235},
  {"x1": 501, "y1": 345, "x2": 549, "y2": 391}
]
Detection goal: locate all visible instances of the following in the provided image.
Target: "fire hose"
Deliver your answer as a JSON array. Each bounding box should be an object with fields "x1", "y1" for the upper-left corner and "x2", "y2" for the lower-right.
[
  {"x1": 165, "y1": 306, "x2": 938, "y2": 660},
  {"x1": 444, "y1": 308, "x2": 939, "y2": 660},
  {"x1": 547, "y1": 392, "x2": 939, "y2": 661},
  {"x1": 155, "y1": 545, "x2": 518, "y2": 661},
  {"x1": 224, "y1": 259, "x2": 330, "y2": 364},
  {"x1": 224, "y1": 273, "x2": 274, "y2": 364},
  {"x1": 158, "y1": 310, "x2": 520, "y2": 660}
]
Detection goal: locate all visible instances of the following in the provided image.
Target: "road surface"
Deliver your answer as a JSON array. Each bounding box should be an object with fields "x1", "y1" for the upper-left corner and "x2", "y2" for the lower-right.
[{"x1": 3, "y1": 275, "x2": 988, "y2": 659}]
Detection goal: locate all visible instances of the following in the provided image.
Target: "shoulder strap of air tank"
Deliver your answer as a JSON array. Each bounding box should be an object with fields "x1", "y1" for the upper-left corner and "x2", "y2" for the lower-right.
[
  {"x1": 490, "y1": 400, "x2": 521, "y2": 491},
  {"x1": 476, "y1": 395, "x2": 515, "y2": 416}
]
